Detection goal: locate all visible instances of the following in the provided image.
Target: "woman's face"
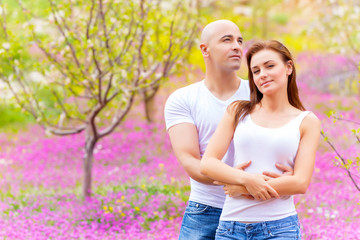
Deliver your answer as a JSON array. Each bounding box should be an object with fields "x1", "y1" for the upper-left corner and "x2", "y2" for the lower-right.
[{"x1": 250, "y1": 49, "x2": 292, "y2": 96}]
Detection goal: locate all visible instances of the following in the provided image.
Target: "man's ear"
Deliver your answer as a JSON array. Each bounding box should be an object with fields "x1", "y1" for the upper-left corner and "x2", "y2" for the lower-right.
[{"x1": 200, "y1": 43, "x2": 209, "y2": 57}]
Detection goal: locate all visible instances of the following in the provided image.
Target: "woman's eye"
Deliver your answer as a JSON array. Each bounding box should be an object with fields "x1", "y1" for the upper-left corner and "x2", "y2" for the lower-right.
[
  {"x1": 253, "y1": 70, "x2": 259, "y2": 74},
  {"x1": 267, "y1": 64, "x2": 274, "y2": 68}
]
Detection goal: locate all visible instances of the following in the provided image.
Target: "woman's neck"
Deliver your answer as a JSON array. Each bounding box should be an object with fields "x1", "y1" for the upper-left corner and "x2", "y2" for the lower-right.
[{"x1": 259, "y1": 92, "x2": 291, "y2": 114}]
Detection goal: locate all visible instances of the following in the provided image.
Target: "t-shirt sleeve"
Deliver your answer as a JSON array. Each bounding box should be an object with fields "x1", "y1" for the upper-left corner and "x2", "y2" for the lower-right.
[{"x1": 164, "y1": 89, "x2": 194, "y2": 130}]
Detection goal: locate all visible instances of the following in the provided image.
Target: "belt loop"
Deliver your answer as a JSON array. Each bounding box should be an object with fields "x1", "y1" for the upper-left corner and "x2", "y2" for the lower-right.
[
  {"x1": 262, "y1": 222, "x2": 269, "y2": 236},
  {"x1": 228, "y1": 221, "x2": 235, "y2": 234}
]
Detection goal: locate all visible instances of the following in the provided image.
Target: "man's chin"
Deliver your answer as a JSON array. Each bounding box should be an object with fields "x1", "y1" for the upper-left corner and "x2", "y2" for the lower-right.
[{"x1": 230, "y1": 65, "x2": 241, "y2": 71}]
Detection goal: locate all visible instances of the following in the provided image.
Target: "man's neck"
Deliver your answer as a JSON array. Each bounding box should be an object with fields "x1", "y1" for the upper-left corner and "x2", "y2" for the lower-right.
[{"x1": 204, "y1": 71, "x2": 240, "y2": 101}]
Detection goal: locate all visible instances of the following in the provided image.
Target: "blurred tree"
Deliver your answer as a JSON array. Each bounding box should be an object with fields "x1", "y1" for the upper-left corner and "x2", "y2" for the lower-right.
[
  {"x1": 310, "y1": 0, "x2": 360, "y2": 72},
  {"x1": 247, "y1": 0, "x2": 282, "y2": 39},
  {"x1": 0, "y1": 0, "x2": 198, "y2": 198},
  {"x1": 309, "y1": 0, "x2": 360, "y2": 191}
]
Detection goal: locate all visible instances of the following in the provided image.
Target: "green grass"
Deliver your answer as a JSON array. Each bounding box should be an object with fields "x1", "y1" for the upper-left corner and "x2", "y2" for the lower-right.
[{"x1": 0, "y1": 102, "x2": 34, "y2": 132}]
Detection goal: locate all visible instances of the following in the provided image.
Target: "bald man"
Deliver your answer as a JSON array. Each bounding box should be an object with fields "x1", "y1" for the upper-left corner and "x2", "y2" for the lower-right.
[
  {"x1": 164, "y1": 20, "x2": 289, "y2": 239},
  {"x1": 164, "y1": 20, "x2": 249, "y2": 239}
]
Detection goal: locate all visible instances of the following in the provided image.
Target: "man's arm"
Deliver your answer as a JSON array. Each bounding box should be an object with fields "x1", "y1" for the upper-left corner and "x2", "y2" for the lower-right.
[{"x1": 168, "y1": 123, "x2": 214, "y2": 184}]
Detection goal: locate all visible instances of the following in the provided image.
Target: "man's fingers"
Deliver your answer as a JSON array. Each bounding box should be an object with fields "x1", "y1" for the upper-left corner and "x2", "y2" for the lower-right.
[
  {"x1": 235, "y1": 161, "x2": 251, "y2": 170},
  {"x1": 263, "y1": 171, "x2": 281, "y2": 178},
  {"x1": 275, "y1": 163, "x2": 293, "y2": 173},
  {"x1": 262, "y1": 175, "x2": 272, "y2": 181}
]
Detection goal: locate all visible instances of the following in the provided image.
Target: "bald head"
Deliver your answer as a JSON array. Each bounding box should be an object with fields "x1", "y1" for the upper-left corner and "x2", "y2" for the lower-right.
[{"x1": 200, "y1": 20, "x2": 240, "y2": 44}]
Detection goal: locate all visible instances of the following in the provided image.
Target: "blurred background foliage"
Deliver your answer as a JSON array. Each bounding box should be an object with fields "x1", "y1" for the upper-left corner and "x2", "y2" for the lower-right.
[
  {"x1": 0, "y1": 0, "x2": 359, "y2": 130},
  {"x1": 0, "y1": 1, "x2": 359, "y2": 237}
]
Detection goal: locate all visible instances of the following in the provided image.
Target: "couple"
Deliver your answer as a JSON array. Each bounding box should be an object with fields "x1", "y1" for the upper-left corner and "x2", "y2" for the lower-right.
[{"x1": 164, "y1": 20, "x2": 320, "y2": 240}]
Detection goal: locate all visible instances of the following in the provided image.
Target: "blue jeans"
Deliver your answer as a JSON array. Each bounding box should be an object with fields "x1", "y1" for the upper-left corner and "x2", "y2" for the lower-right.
[
  {"x1": 215, "y1": 215, "x2": 301, "y2": 240},
  {"x1": 179, "y1": 201, "x2": 223, "y2": 240}
]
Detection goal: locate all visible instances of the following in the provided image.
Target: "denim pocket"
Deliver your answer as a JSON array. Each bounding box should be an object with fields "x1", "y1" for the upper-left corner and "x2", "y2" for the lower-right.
[{"x1": 185, "y1": 202, "x2": 209, "y2": 215}]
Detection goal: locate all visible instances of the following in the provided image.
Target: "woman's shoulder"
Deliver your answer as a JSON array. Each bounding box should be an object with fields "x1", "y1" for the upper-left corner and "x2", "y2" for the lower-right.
[
  {"x1": 304, "y1": 111, "x2": 320, "y2": 122},
  {"x1": 301, "y1": 111, "x2": 321, "y2": 131},
  {"x1": 227, "y1": 100, "x2": 250, "y2": 115}
]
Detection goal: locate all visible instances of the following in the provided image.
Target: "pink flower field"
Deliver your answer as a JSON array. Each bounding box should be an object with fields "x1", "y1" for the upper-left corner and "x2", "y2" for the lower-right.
[{"x1": 0, "y1": 71, "x2": 359, "y2": 239}]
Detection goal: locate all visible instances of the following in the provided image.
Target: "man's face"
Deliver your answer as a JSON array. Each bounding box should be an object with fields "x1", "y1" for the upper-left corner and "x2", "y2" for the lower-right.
[{"x1": 206, "y1": 23, "x2": 243, "y2": 72}]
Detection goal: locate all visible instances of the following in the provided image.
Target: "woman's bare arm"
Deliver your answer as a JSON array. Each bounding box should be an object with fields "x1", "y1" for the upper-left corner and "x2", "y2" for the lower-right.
[{"x1": 266, "y1": 113, "x2": 321, "y2": 195}]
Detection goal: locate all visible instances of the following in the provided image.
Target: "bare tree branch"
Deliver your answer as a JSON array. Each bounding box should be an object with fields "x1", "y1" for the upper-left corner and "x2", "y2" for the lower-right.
[
  {"x1": 333, "y1": 116, "x2": 360, "y2": 125},
  {"x1": 91, "y1": 47, "x2": 103, "y2": 104},
  {"x1": 48, "y1": 0, "x2": 85, "y2": 76},
  {"x1": 98, "y1": 92, "x2": 135, "y2": 139},
  {"x1": 46, "y1": 125, "x2": 86, "y2": 135},
  {"x1": 321, "y1": 131, "x2": 360, "y2": 192}
]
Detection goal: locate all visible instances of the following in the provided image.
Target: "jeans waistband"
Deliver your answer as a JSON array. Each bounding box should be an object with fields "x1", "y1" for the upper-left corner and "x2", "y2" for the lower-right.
[{"x1": 218, "y1": 214, "x2": 299, "y2": 234}]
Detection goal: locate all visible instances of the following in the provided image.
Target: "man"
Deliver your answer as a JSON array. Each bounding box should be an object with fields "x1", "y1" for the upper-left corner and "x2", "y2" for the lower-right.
[{"x1": 164, "y1": 20, "x2": 290, "y2": 239}]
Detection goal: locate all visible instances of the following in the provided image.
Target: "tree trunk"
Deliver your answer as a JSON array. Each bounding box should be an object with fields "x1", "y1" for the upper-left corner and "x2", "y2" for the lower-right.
[
  {"x1": 143, "y1": 88, "x2": 159, "y2": 123},
  {"x1": 83, "y1": 126, "x2": 97, "y2": 198}
]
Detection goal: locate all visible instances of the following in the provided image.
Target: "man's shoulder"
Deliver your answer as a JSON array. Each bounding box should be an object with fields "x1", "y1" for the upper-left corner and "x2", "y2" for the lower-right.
[
  {"x1": 167, "y1": 80, "x2": 204, "y2": 100},
  {"x1": 174, "y1": 80, "x2": 203, "y2": 93},
  {"x1": 240, "y1": 78, "x2": 250, "y2": 88}
]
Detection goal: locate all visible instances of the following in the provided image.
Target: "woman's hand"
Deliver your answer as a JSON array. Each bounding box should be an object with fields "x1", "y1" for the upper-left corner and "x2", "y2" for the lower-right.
[
  {"x1": 243, "y1": 173, "x2": 279, "y2": 200},
  {"x1": 214, "y1": 181, "x2": 254, "y2": 199}
]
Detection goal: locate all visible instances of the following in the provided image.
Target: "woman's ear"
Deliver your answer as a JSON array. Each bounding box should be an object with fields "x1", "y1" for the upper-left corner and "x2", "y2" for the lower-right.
[
  {"x1": 200, "y1": 43, "x2": 209, "y2": 57},
  {"x1": 286, "y1": 60, "x2": 293, "y2": 75}
]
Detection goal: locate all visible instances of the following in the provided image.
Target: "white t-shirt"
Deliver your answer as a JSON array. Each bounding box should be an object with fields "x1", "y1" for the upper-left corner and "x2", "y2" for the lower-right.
[
  {"x1": 164, "y1": 79, "x2": 250, "y2": 208},
  {"x1": 220, "y1": 111, "x2": 310, "y2": 221}
]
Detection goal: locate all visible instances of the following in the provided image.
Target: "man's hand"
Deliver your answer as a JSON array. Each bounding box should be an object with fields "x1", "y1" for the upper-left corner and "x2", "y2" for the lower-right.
[
  {"x1": 262, "y1": 163, "x2": 294, "y2": 178},
  {"x1": 234, "y1": 160, "x2": 252, "y2": 171}
]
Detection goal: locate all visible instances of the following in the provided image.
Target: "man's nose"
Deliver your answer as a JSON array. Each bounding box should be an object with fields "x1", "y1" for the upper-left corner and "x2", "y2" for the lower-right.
[{"x1": 232, "y1": 41, "x2": 241, "y2": 50}]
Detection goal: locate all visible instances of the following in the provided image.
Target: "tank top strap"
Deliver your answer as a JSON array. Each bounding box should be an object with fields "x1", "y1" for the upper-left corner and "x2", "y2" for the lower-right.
[{"x1": 292, "y1": 111, "x2": 311, "y2": 128}]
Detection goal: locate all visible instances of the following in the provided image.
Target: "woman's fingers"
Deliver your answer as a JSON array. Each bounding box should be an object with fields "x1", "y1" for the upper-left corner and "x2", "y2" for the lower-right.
[
  {"x1": 245, "y1": 174, "x2": 279, "y2": 199},
  {"x1": 268, "y1": 185, "x2": 279, "y2": 199},
  {"x1": 243, "y1": 195, "x2": 254, "y2": 200},
  {"x1": 213, "y1": 181, "x2": 226, "y2": 185}
]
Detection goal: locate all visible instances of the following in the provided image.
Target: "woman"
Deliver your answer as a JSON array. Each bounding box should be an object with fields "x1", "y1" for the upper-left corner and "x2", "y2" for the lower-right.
[{"x1": 200, "y1": 40, "x2": 320, "y2": 239}]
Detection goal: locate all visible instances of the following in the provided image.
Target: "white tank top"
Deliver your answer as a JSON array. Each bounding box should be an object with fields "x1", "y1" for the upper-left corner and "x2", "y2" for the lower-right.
[{"x1": 220, "y1": 111, "x2": 310, "y2": 221}]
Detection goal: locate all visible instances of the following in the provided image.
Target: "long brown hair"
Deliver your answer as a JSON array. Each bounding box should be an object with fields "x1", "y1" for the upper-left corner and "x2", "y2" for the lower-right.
[{"x1": 232, "y1": 40, "x2": 305, "y2": 127}]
